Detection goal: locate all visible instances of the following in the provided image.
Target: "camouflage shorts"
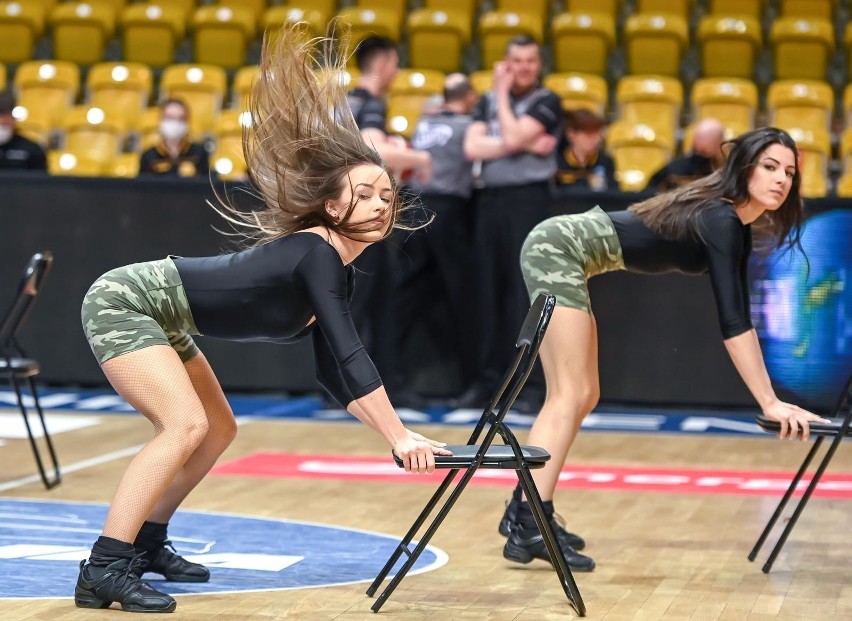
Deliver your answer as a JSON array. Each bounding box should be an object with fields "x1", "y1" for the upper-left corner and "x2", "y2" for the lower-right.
[
  {"x1": 520, "y1": 206, "x2": 625, "y2": 312},
  {"x1": 81, "y1": 258, "x2": 201, "y2": 364}
]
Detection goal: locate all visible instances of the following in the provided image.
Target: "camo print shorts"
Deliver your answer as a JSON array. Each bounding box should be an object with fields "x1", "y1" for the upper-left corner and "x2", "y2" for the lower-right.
[
  {"x1": 520, "y1": 206, "x2": 625, "y2": 313},
  {"x1": 81, "y1": 258, "x2": 201, "y2": 364}
]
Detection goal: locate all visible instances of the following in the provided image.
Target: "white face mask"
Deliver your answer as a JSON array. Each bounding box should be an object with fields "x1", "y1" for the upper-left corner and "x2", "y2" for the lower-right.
[
  {"x1": 159, "y1": 119, "x2": 188, "y2": 141},
  {"x1": 0, "y1": 125, "x2": 13, "y2": 145}
]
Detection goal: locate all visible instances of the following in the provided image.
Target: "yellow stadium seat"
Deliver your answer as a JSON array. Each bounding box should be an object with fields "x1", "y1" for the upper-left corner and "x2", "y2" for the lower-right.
[
  {"x1": 615, "y1": 75, "x2": 682, "y2": 146},
  {"x1": 844, "y1": 23, "x2": 852, "y2": 82},
  {"x1": 218, "y1": 0, "x2": 266, "y2": 26},
  {"x1": 137, "y1": 106, "x2": 161, "y2": 151},
  {"x1": 49, "y1": 2, "x2": 115, "y2": 65},
  {"x1": 231, "y1": 65, "x2": 258, "y2": 109},
  {"x1": 636, "y1": 0, "x2": 689, "y2": 19},
  {"x1": 785, "y1": 127, "x2": 830, "y2": 198},
  {"x1": 767, "y1": 80, "x2": 833, "y2": 133},
  {"x1": 0, "y1": 1, "x2": 45, "y2": 64},
  {"x1": 424, "y1": 0, "x2": 475, "y2": 20},
  {"x1": 607, "y1": 122, "x2": 673, "y2": 191},
  {"x1": 48, "y1": 150, "x2": 108, "y2": 176},
  {"x1": 355, "y1": 0, "x2": 406, "y2": 28},
  {"x1": 14, "y1": 60, "x2": 80, "y2": 130},
  {"x1": 159, "y1": 64, "x2": 227, "y2": 137},
  {"x1": 261, "y1": 6, "x2": 328, "y2": 39},
  {"x1": 623, "y1": 13, "x2": 688, "y2": 77},
  {"x1": 779, "y1": 0, "x2": 833, "y2": 20},
  {"x1": 111, "y1": 152, "x2": 140, "y2": 177},
  {"x1": 120, "y1": 4, "x2": 185, "y2": 67},
  {"x1": 151, "y1": 0, "x2": 195, "y2": 19},
  {"x1": 212, "y1": 109, "x2": 249, "y2": 180},
  {"x1": 543, "y1": 72, "x2": 608, "y2": 115},
  {"x1": 56, "y1": 105, "x2": 126, "y2": 174},
  {"x1": 478, "y1": 11, "x2": 544, "y2": 71},
  {"x1": 770, "y1": 17, "x2": 834, "y2": 81},
  {"x1": 842, "y1": 83, "x2": 852, "y2": 126},
  {"x1": 407, "y1": 8, "x2": 470, "y2": 73},
  {"x1": 835, "y1": 128, "x2": 852, "y2": 197},
  {"x1": 707, "y1": 0, "x2": 763, "y2": 20},
  {"x1": 551, "y1": 12, "x2": 616, "y2": 76},
  {"x1": 0, "y1": 63, "x2": 4, "y2": 86},
  {"x1": 697, "y1": 15, "x2": 761, "y2": 79},
  {"x1": 469, "y1": 69, "x2": 493, "y2": 94},
  {"x1": 386, "y1": 69, "x2": 444, "y2": 139},
  {"x1": 28, "y1": 0, "x2": 58, "y2": 15},
  {"x1": 691, "y1": 77, "x2": 757, "y2": 134},
  {"x1": 13, "y1": 105, "x2": 51, "y2": 146},
  {"x1": 496, "y1": 0, "x2": 550, "y2": 25},
  {"x1": 191, "y1": 5, "x2": 255, "y2": 69},
  {"x1": 335, "y1": 7, "x2": 400, "y2": 62},
  {"x1": 564, "y1": 0, "x2": 619, "y2": 19},
  {"x1": 86, "y1": 62, "x2": 152, "y2": 130}
]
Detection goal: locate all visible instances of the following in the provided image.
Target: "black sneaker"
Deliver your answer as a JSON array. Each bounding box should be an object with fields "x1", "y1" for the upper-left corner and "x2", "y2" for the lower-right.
[
  {"x1": 136, "y1": 541, "x2": 210, "y2": 582},
  {"x1": 75, "y1": 554, "x2": 177, "y2": 612},
  {"x1": 498, "y1": 498, "x2": 586, "y2": 550},
  {"x1": 503, "y1": 524, "x2": 596, "y2": 572}
]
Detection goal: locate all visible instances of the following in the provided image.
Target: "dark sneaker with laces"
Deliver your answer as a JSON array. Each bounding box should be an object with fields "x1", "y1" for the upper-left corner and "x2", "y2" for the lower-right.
[
  {"x1": 75, "y1": 554, "x2": 177, "y2": 612},
  {"x1": 136, "y1": 541, "x2": 210, "y2": 582},
  {"x1": 498, "y1": 498, "x2": 586, "y2": 550},
  {"x1": 503, "y1": 524, "x2": 596, "y2": 572}
]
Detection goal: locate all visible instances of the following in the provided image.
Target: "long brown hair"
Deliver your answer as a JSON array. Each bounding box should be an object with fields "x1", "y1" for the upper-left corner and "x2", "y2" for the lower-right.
[
  {"x1": 214, "y1": 24, "x2": 401, "y2": 245},
  {"x1": 629, "y1": 127, "x2": 804, "y2": 252}
]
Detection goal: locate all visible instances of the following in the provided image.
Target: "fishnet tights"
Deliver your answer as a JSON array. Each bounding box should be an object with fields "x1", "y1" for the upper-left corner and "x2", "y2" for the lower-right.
[{"x1": 99, "y1": 346, "x2": 237, "y2": 543}]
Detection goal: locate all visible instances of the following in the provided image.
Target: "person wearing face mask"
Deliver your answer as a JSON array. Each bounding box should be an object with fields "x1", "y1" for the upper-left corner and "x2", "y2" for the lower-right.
[
  {"x1": 139, "y1": 99, "x2": 209, "y2": 177},
  {"x1": 645, "y1": 118, "x2": 725, "y2": 192},
  {"x1": 554, "y1": 108, "x2": 615, "y2": 192},
  {"x1": 0, "y1": 90, "x2": 47, "y2": 171}
]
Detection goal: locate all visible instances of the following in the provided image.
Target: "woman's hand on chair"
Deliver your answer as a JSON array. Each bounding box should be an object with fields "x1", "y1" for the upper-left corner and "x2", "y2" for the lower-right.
[
  {"x1": 394, "y1": 430, "x2": 452, "y2": 474},
  {"x1": 763, "y1": 400, "x2": 830, "y2": 441}
]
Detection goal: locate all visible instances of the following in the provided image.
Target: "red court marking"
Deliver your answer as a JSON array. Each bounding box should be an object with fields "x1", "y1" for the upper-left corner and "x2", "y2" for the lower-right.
[{"x1": 212, "y1": 452, "x2": 852, "y2": 498}]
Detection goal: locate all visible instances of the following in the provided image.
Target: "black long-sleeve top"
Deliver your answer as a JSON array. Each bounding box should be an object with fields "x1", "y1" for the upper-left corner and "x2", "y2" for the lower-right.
[
  {"x1": 172, "y1": 232, "x2": 381, "y2": 407},
  {"x1": 607, "y1": 201, "x2": 753, "y2": 339}
]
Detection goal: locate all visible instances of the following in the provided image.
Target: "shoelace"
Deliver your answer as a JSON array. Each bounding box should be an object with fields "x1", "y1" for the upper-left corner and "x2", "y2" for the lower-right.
[{"x1": 116, "y1": 552, "x2": 148, "y2": 589}]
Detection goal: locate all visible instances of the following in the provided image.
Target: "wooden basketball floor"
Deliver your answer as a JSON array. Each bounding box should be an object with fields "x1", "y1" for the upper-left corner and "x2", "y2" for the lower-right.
[{"x1": 2, "y1": 405, "x2": 851, "y2": 621}]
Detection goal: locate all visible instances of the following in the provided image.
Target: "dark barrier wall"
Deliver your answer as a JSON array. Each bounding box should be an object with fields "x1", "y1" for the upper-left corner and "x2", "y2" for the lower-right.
[{"x1": 2, "y1": 172, "x2": 847, "y2": 410}]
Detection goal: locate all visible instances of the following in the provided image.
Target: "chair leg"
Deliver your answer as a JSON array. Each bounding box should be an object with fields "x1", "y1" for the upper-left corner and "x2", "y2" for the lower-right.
[
  {"x1": 748, "y1": 437, "x2": 822, "y2": 563},
  {"x1": 369, "y1": 467, "x2": 480, "y2": 613},
  {"x1": 517, "y1": 468, "x2": 586, "y2": 617},
  {"x1": 366, "y1": 469, "x2": 458, "y2": 597},
  {"x1": 12, "y1": 375, "x2": 61, "y2": 489},
  {"x1": 761, "y1": 433, "x2": 845, "y2": 573}
]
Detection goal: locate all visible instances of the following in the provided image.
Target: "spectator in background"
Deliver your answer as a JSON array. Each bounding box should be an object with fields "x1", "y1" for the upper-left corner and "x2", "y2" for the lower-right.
[
  {"x1": 645, "y1": 118, "x2": 725, "y2": 191},
  {"x1": 394, "y1": 73, "x2": 479, "y2": 398},
  {"x1": 460, "y1": 35, "x2": 561, "y2": 408},
  {"x1": 139, "y1": 99, "x2": 209, "y2": 177},
  {"x1": 554, "y1": 108, "x2": 615, "y2": 192},
  {"x1": 0, "y1": 90, "x2": 46, "y2": 171}
]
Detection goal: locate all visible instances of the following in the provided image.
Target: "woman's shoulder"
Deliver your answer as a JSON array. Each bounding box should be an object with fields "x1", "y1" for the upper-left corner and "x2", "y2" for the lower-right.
[{"x1": 697, "y1": 200, "x2": 744, "y2": 229}]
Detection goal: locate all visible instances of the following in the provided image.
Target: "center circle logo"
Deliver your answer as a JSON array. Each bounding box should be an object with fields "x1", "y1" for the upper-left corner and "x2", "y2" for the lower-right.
[{"x1": 0, "y1": 498, "x2": 447, "y2": 598}]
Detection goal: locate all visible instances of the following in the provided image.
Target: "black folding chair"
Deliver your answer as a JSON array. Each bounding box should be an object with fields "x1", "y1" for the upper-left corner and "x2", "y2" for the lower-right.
[
  {"x1": 366, "y1": 293, "x2": 586, "y2": 616},
  {"x1": 0, "y1": 252, "x2": 61, "y2": 490},
  {"x1": 748, "y1": 373, "x2": 852, "y2": 573}
]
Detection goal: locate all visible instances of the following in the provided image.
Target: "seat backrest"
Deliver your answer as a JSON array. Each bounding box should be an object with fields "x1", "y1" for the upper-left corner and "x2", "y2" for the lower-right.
[{"x1": 0, "y1": 252, "x2": 53, "y2": 354}]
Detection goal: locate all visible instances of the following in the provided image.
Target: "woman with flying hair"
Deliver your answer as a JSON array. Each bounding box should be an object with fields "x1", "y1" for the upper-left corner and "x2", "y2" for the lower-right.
[
  {"x1": 499, "y1": 127, "x2": 830, "y2": 572},
  {"x1": 74, "y1": 27, "x2": 450, "y2": 613}
]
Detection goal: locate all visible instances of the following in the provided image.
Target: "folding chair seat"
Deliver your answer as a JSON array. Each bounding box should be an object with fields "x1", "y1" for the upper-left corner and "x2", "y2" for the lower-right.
[
  {"x1": 636, "y1": 0, "x2": 689, "y2": 19},
  {"x1": 335, "y1": 6, "x2": 400, "y2": 64},
  {"x1": 551, "y1": 12, "x2": 615, "y2": 76},
  {"x1": 615, "y1": 75, "x2": 682, "y2": 146},
  {"x1": 159, "y1": 64, "x2": 227, "y2": 137},
  {"x1": 407, "y1": 8, "x2": 470, "y2": 74},
  {"x1": 386, "y1": 68, "x2": 444, "y2": 138},
  {"x1": 14, "y1": 60, "x2": 80, "y2": 131},
  {"x1": 366, "y1": 294, "x2": 585, "y2": 616},
  {"x1": 0, "y1": 1, "x2": 45, "y2": 64},
  {"x1": 120, "y1": 3, "x2": 185, "y2": 67},
  {"x1": 191, "y1": 5, "x2": 255, "y2": 69},
  {"x1": 86, "y1": 62, "x2": 153, "y2": 131},
  {"x1": 211, "y1": 109, "x2": 248, "y2": 179},
  {"x1": 59, "y1": 105, "x2": 126, "y2": 172},
  {"x1": 779, "y1": 0, "x2": 834, "y2": 20},
  {"x1": 769, "y1": 17, "x2": 834, "y2": 81},
  {"x1": 767, "y1": 80, "x2": 833, "y2": 133},
  {"x1": 48, "y1": 1, "x2": 115, "y2": 65},
  {"x1": 261, "y1": 5, "x2": 328, "y2": 40},
  {"x1": 0, "y1": 252, "x2": 60, "y2": 490},
  {"x1": 775, "y1": 127, "x2": 829, "y2": 199},
  {"x1": 543, "y1": 72, "x2": 608, "y2": 115},
  {"x1": 478, "y1": 10, "x2": 544, "y2": 71},
  {"x1": 607, "y1": 121, "x2": 673, "y2": 191},
  {"x1": 707, "y1": 0, "x2": 763, "y2": 19},
  {"x1": 691, "y1": 77, "x2": 757, "y2": 133},
  {"x1": 469, "y1": 69, "x2": 493, "y2": 95},
  {"x1": 697, "y1": 15, "x2": 761, "y2": 79},
  {"x1": 564, "y1": 0, "x2": 619, "y2": 19},
  {"x1": 624, "y1": 13, "x2": 688, "y2": 77},
  {"x1": 750, "y1": 374, "x2": 852, "y2": 572}
]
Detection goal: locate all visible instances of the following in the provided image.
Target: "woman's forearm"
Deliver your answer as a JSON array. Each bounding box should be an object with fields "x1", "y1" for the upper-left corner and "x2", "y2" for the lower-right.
[
  {"x1": 723, "y1": 329, "x2": 779, "y2": 411},
  {"x1": 347, "y1": 386, "x2": 407, "y2": 447}
]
